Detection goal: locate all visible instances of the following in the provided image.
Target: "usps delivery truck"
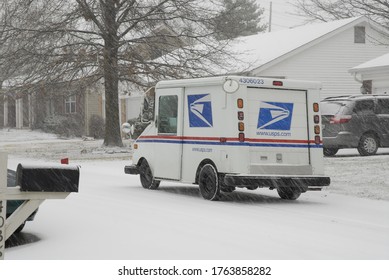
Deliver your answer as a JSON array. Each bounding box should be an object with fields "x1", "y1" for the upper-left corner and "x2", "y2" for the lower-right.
[{"x1": 124, "y1": 76, "x2": 330, "y2": 200}]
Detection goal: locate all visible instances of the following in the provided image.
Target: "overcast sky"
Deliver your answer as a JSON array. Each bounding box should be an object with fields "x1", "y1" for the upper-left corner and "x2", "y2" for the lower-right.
[{"x1": 258, "y1": 0, "x2": 308, "y2": 31}]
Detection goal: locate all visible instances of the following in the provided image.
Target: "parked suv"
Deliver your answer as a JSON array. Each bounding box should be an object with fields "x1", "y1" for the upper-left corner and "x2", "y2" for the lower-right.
[{"x1": 321, "y1": 95, "x2": 389, "y2": 156}]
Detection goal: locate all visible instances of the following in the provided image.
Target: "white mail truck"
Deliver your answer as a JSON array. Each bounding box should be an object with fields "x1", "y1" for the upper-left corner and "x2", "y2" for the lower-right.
[{"x1": 124, "y1": 76, "x2": 330, "y2": 200}]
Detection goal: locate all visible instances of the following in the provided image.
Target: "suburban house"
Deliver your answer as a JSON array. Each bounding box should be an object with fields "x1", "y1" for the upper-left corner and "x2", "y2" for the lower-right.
[
  {"x1": 349, "y1": 52, "x2": 389, "y2": 95},
  {"x1": 0, "y1": 78, "x2": 103, "y2": 134},
  {"x1": 228, "y1": 16, "x2": 389, "y2": 99},
  {"x1": 0, "y1": 78, "x2": 141, "y2": 136}
]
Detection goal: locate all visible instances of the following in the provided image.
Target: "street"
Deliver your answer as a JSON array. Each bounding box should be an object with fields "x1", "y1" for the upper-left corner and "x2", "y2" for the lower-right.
[{"x1": 4, "y1": 155, "x2": 389, "y2": 260}]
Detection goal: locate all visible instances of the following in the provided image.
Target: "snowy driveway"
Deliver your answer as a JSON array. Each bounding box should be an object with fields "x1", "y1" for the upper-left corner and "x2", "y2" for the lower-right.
[{"x1": 4, "y1": 156, "x2": 389, "y2": 260}]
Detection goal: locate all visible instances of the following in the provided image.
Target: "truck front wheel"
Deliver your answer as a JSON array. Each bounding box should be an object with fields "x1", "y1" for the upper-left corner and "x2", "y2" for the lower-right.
[
  {"x1": 199, "y1": 164, "x2": 221, "y2": 201},
  {"x1": 139, "y1": 160, "x2": 160, "y2": 190}
]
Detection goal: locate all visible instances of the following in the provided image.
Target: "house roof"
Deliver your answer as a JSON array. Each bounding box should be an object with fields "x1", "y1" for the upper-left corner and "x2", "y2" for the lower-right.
[
  {"x1": 228, "y1": 16, "x2": 369, "y2": 73},
  {"x1": 349, "y1": 52, "x2": 389, "y2": 73}
]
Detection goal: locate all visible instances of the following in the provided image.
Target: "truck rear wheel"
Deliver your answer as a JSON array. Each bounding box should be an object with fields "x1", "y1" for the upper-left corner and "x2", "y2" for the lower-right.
[
  {"x1": 277, "y1": 187, "x2": 301, "y2": 200},
  {"x1": 323, "y1": 148, "x2": 338, "y2": 157},
  {"x1": 139, "y1": 160, "x2": 160, "y2": 189},
  {"x1": 14, "y1": 221, "x2": 26, "y2": 233},
  {"x1": 199, "y1": 164, "x2": 221, "y2": 201}
]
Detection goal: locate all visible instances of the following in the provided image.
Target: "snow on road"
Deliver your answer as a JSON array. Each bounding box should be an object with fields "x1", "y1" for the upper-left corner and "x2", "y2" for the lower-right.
[
  {"x1": 1, "y1": 129, "x2": 389, "y2": 260},
  {"x1": 4, "y1": 158, "x2": 389, "y2": 260}
]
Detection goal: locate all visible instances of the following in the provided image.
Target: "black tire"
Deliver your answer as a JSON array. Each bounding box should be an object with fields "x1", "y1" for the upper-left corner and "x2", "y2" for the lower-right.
[
  {"x1": 139, "y1": 160, "x2": 160, "y2": 189},
  {"x1": 277, "y1": 187, "x2": 301, "y2": 200},
  {"x1": 219, "y1": 174, "x2": 235, "y2": 193},
  {"x1": 220, "y1": 186, "x2": 235, "y2": 193},
  {"x1": 14, "y1": 221, "x2": 26, "y2": 234},
  {"x1": 357, "y1": 134, "x2": 379, "y2": 156},
  {"x1": 198, "y1": 164, "x2": 221, "y2": 201},
  {"x1": 323, "y1": 148, "x2": 338, "y2": 157}
]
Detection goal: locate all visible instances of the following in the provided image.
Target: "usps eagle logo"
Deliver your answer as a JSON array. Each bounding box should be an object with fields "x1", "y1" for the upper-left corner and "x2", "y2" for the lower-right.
[
  {"x1": 188, "y1": 94, "x2": 213, "y2": 127},
  {"x1": 257, "y1": 102, "x2": 294, "y2": 130}
]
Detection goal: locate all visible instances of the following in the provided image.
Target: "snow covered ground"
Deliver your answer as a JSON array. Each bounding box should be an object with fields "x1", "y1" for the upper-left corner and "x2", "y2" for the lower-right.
[{"x1": 1, "y1": 129, "x2": 389, "y2": 260}]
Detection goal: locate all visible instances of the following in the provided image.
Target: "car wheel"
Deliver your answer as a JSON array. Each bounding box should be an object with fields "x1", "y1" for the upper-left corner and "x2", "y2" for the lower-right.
[
  {"x1": 139, "y1": 160, "x2": 160, "y2": 189},
  {"x1": 357, "y1": 134, "x2": 379, "y2": 156},
  {"x1": 323, "y1": 148, "x2": 339, "y2": 157},
  {"x1": 199, "y1": 164, "x2": 221, "y2": 201},
  {"x1": 277, "y1": 187, "x2": 301, "y2": 200}
]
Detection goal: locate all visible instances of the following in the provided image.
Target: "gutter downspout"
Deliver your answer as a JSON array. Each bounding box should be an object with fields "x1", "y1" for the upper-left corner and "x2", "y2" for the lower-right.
[
  {"x1": 351, "y1": 71, "x2": 363, "y2": 83},
  {"x1": 350, "y1": 71, "x2": 368, "y2": 94}
]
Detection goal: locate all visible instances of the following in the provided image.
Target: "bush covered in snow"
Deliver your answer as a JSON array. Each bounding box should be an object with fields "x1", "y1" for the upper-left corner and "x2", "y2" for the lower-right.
[
  {"x1": 42, "y1": 114, "x2": 83, "y2": 137},
  {"x1": 88, "y1": 114, "x2": 105, "y2": 139}
]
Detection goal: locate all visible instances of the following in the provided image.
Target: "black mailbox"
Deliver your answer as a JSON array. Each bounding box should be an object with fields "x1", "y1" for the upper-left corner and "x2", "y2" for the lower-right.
[{"x1": 16, "y1": 164, "x2": 80, "y2": 192}]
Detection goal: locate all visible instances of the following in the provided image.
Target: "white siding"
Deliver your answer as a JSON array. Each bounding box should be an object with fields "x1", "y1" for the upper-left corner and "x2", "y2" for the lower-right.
[
  {"x1": 370, "y1": 72, "x2": 389, "y2": 94},
  {"x1": 125, "y1": 96, "x2": 142, "y2": 120},
  {"x1": 252, "y1": 24, "x2": 389, "y2": 99}
]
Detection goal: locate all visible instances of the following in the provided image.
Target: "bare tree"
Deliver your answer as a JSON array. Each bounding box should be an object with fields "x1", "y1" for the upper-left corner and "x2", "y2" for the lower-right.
[
  {"x1": 293, "y1": 0, "x2": 389, "y2": 30},
  {"x1": 0, "y1": 0, "x2": 265, "y2": 146}
]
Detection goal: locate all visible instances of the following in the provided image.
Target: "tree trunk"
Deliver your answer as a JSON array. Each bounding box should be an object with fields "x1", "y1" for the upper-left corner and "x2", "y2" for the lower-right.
[{"x1": 102, "y1": 2, "x2": 123, "y2": 147}]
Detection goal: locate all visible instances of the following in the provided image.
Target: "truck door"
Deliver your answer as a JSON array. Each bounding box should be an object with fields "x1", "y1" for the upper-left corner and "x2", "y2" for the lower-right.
[{"x1": 154, "y1": 88, "x2": 183, "y2": 180}]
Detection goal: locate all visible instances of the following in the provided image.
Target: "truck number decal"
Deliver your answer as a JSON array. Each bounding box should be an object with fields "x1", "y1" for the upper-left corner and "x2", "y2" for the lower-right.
[
  {"x1": 188, "y1": 94, "x2": 213, "y2": 127},
  {"x1": 257, "y1": 102, "x2": 294, "y2": 132},
  {"x1": 239, "y1": 78, "x2": 264, "y2": 85}
]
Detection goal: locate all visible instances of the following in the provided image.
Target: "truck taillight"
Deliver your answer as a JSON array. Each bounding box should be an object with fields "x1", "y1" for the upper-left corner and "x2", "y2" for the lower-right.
[
  {"x1": 330, "y1": 115, "x2": 352, "y2": 124},
  {"x1": 238, "y1": 122, "x2": 245, "y2": 131},
  {"x1": 313, "y1": 103, "x2": 319, "y2": 112},
  {"x1": 273, "y1": 81, "x2": 283, "y2": 86},
  {"x1": 314, "y1": 125, "x2": 320, "y2": 134},
  {"x1": 312, "y1": 102, "x2": 321, "y2": 145},
  {"x1": 238, "y1": 111, "x2": 244, "y2": 120},
  {"x1": 237, "y1": 100, "x2": 245, "y2": 140},
  {"x1": 237, "y1": 98, "x2": 244, "y2": 108}
]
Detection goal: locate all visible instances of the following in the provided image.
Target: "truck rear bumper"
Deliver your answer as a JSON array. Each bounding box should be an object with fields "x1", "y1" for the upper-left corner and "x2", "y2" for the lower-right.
[
  {"x1": 124, "y1": 165, "x2": 139, "y2": 175},
  {"x1": 224, "y1": 174, "x2": 330, "y2": 190}
]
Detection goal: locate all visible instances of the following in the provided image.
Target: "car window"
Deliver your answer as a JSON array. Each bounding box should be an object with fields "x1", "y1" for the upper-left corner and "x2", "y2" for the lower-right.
[
  {"x1": 321, "y1": 101, "x2": 349, "y2": 115},
  {"x1": 353, "y1": 100, "x2": 375, "y2": 115},
  {"x1": 377, "y1": 99, "x2": 389, "y2": 114}
]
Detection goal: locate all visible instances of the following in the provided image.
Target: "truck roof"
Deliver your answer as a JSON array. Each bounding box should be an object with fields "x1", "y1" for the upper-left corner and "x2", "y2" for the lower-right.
[{"x1": 155, "y1": 76, "x2": 322, "y2": 91}]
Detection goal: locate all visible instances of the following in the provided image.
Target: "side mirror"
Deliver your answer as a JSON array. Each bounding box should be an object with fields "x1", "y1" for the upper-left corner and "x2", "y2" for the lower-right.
[
  {"x1": 141, "y1": 96, "x2": 154, "y2": 123},
  {"x1": 122, "y1": 122, "x2": 134, "y2": 135},
  {"x1": 143, "y1": 98, "x2": 149, "y2": 111}
]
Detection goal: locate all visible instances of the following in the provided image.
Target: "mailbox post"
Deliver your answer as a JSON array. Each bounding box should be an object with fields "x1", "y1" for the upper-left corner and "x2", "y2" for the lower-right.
[
  {"x1": 0, "y1": 152, "x2": 79, "y2": 260},
  {"x1": 0, "y1": 153, "x2": 7, "y2": 259}
]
